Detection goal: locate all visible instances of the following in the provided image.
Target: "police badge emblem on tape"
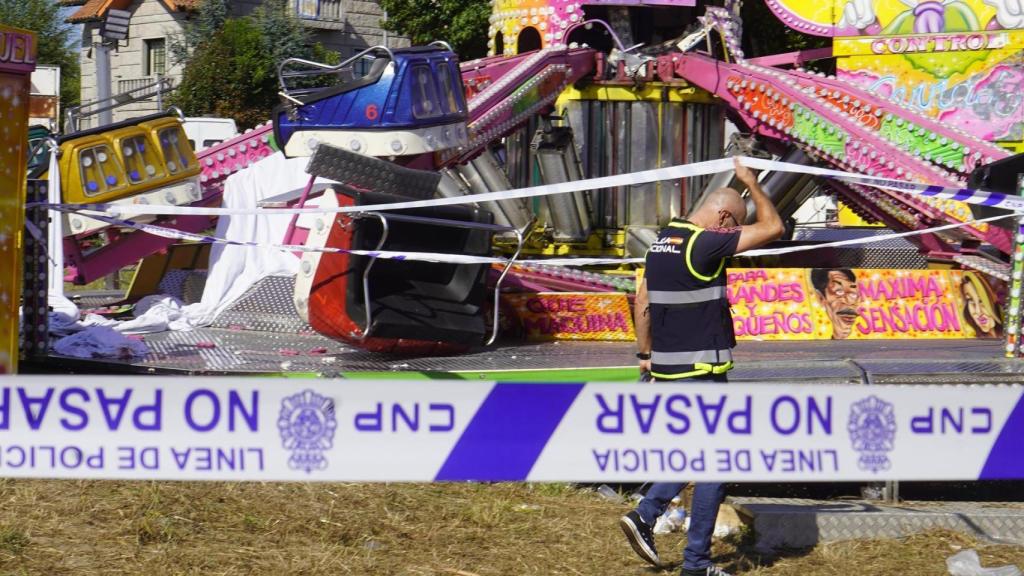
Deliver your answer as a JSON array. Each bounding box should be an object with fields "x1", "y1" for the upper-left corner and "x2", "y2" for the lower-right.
[
  {"x1": 278, "y1": 390, "x2": 337, "y2": 473},
  {"x1": 847, "y1": 395, "x2": 897, "y2": 473}
]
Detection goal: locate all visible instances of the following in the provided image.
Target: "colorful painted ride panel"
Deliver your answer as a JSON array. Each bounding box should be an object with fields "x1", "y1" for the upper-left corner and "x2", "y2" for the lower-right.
[
  {"x1": 488, "y1": 0, "x2": 697, "y2": 56},
  {"x1": 836, "y1": 30, "x2": 1024, "y2": 147},
  {"x1": 0, "y1": 25, "x2": 35, "y2": 373},
  {"x1": 766, "y1": 0, "x2": 1013, "y2": 37},
  {"x1": 454, "y1": 47, "x2": 595, "y2": 164},
  {"x1": 729, "y1": 268, "x2": 1005, "y2": 340},
  {"x1": 674, "y1": 7, "x2": 1012, "y2": 253},
  {"x1": 501, "y1": 268, "x2": 1005, "y2": 342},
  {"x1": 766, "y1": 0, "x2": 1024, "y2": 148}
]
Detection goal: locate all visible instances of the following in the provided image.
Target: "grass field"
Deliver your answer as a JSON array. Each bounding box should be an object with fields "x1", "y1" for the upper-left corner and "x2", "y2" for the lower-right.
[{"x1": 0, "y1": 481, "x2": 1021, "y2": 575}]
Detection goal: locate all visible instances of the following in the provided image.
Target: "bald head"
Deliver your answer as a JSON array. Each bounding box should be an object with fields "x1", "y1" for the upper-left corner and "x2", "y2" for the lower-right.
[{"x1": 691, "y1": 187, "x2": 747, "y2": 229}]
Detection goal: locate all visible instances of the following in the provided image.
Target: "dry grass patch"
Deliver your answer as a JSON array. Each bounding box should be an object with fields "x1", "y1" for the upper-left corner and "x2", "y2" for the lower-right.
[{"x1": 0, "y1": 480, "x2": 1020, "y2": 575}]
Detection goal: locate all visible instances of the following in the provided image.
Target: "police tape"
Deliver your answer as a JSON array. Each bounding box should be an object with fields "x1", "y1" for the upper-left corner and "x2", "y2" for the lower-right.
[
  {"x1": 741, "y1": 213, "x2": 1016, "y2": 257},
  {"x1": 0, "y1": 376, "x2": 1020, "y2": 482},
  {"x1": 66, "y1": 210, "x2": 512, "y2": 265},
  {"x1": 57, "y1": 208, "x2": 1016, "y2": 266},
  {"x1": 32, "y1": 156, "x2": 1024, "y2": 217}
]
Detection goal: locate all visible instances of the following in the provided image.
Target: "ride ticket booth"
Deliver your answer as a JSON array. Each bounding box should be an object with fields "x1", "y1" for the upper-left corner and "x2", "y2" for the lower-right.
[{"x1": 0, "y1": 25, "x2": 37, "y2": 373}]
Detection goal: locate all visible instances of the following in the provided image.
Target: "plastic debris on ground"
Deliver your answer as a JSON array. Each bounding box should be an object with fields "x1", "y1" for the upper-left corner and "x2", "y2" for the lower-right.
[
  {"x1": 947, "y1": 550, "x2": 1022, "y2": 576},
  {"x1": 654, "y1": 505, "x2": 688, "y2": 534},
  {"x1": 596, "y1": 484, "x2": 624, "y2": 504}
]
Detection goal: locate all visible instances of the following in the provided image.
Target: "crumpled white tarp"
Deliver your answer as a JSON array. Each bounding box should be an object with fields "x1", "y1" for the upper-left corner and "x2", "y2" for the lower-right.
[
  {"x1": 49, "y1": 294, "x2": 208, "y2": 358},
  {"x1": 113, "y1": 294, "x2": 207, "y2": 334},
  {"x1": 47, "y1": 151, "x2": 330, "y2": 357},
  {"x1": 198, "y1": 151, "x2": 331, "y2": 319},
  {"x1": 49, "y1": 293, "x2": 206, "y2": 336}
]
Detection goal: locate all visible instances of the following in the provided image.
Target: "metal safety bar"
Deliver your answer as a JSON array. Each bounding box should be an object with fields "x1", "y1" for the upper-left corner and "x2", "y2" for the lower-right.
[
  {"x1": 277, "y1": 45, "x2": 395, "y2": 96},
  {"x1": 564, "y1": 19, "x2": 627, "y2": 52},
  {"x1": 27, "y1": 136, "x2": 59, "y2": 163},
  {"x1": 675, "y1": 21, "x2": 715, "y2": 53},
  {"x1": 352, "y1": 211, "x2": 524, "y2": 346}
]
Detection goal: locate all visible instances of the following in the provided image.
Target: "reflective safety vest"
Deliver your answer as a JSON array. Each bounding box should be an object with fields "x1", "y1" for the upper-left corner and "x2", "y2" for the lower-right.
[{"x1": 645, "y1": 220, "x2": 735, "y2": 380}]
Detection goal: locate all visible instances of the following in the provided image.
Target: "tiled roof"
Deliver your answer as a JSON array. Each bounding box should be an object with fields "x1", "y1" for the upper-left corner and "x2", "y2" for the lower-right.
[{"x1": 65, "y1": 0, "x2": 197, "y2": 23}]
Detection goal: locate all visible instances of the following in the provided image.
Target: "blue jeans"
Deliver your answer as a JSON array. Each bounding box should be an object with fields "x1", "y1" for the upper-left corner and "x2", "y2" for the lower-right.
[{"x1": 635, "y1": 374, "x2": 727, "y2": 572}]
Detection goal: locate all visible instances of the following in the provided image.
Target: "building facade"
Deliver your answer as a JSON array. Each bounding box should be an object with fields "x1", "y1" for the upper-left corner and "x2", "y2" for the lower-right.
[{"x1": 59, "y1": 0, "x2": 408, "y2": 128}]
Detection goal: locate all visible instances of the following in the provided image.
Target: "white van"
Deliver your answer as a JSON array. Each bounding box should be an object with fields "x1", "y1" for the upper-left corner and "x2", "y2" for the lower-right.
[{"x1": 182, "y1": 117, "x2": 239, "y2": 152}]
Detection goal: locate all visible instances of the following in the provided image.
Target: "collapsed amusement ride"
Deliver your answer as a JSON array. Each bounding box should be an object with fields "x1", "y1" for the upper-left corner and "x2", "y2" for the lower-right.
[{"x1": 5, "y1": 0, "x2": 1024, "y2": 379}]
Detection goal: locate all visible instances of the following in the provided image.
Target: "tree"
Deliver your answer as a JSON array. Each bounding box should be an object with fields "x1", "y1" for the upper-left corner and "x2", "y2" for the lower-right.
[
  {"x1": 739, "y1": 0, "x2": 831, "y2": 70},
  {"x1": 169, "y1": 0, "x2": 228, "y2": 66},
  {"x1": 171, "y1": 0, "x2": 335, "y2": 128},
  {"x1": 379, "y1": 0, "x2": 491, "y2": 60},
  {"x1": 0, "y1": 0, "x2": 81, "y2": 106}
]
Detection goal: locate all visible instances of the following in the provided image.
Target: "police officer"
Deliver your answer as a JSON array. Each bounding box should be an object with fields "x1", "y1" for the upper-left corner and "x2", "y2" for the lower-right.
[{"x1": 619, "y1": 157, "x2": 784, "y2": 576}]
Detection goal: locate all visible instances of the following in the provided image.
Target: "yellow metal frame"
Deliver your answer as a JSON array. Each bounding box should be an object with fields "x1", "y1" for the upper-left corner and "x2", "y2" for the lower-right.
[
  {"x1": 496, "y1": 227, "x2": 626, "y2": 257},
  {"x1": 0, "y1": 24, "x2": 36, "y2": 373},
  {"x1": 556, "y1": 82, "x2": 717, "y2": 104}
]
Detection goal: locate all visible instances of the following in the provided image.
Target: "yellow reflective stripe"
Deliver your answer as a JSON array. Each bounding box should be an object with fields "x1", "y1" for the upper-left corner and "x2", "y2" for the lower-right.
[
  {"x1": 669, "y1": 222, "x2": 725, "y2": 282},
  {"x1": 668, "y1": 221, "x2": 700, "y2": 230},
  {"x1": 649, "y1": 361, "x2": 733, "y2": 380},
  {"x1": 685, "y1": 229, "x2": 725, "y2": 282},
  {"x1": 650, "y1": 369, "x2": 709, "y2": 380},
  {"x1": 706, "y1": 361, "x2": 734, "y2": 374}
]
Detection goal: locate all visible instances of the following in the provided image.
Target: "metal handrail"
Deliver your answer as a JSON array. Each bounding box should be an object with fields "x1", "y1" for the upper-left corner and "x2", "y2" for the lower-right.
[
  {"x1": 27, "y1": 136, "x2": 59, "y2": 163},
  {"x1": 429, "y1": 40, "x2": 453, "y2": 51},
  {"x1": 352, "y1": 211, "x2": 523, "y2": 346},
  {"x1": 166, "y1": 105, "x2": 185, "y2": 122},
  {"x1": 488, "y1": 227, "x2": 523, "y2": 346},
  {"x1": 563, "y1": 19, "x2": 626, "y2": 52},
  {"x1": 675, "y1": 21, "x2": 715, "y2": 53},
  {"x1": 277, "y1": 45, "x2": 395, "y2": 95},
  {"x1": 358, "y1": 213, "x2": 389, "y2": 340},
  {"x1": 64, "y1": 76, "x2": 175, "y2": 132}
]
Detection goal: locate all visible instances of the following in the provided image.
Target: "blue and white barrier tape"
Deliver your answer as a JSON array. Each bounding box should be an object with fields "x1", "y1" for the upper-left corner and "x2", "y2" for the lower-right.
[
  {"x1": 68, "y1": 210, "x2": 511, "y2": 265},
  {"x1": 0, "y1": 376, "x2": 1020, "y2": 482},
  {"x1": 32, "y1": 156, "x2": 1024, "y2": 217},
  {"x1": 61, "y1": 208, "x2": 1015, "y2": 266}
]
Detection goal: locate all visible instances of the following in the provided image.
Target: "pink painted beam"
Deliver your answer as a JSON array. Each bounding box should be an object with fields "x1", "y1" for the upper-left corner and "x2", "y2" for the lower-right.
[
  {"x1": 822, "y1": 180, "x2": 952, "y2": 255},
  {"x1": 747, "y1": 47, "x2": 833, "y2": 67},
  {"x1": 196, "y1": 122, "x2": 278, "y2": 193},
  {"x1": 453, "y1": 47, "x2": 596, "y2": 165},
  {"x1": 785, "y1": 67, "x2": 1009, "y2": 173},
  {"x1": 64, "y1": 196, "x2": 221, "y2": 285}
]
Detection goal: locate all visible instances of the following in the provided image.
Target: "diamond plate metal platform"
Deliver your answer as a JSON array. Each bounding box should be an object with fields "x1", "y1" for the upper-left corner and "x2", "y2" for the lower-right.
[
  {"x1": 729, "y1": 497, "x2": 1024, "y2": 549},
  {"x1": 954, "y1": 254, "x2": 1011, "y2": 282},
  {"x1": 46, "y1": 277, "x2": 1024, "y2": 380},
  {"x1": 211, "y1": 276, "x2": 312, "y2": 334},
  {"x1": 37, "y1": 331, "x2": 1024, "y2": 382},
  {"x1": 791, "y1": 228, "x2": 928, "y2": 269}
]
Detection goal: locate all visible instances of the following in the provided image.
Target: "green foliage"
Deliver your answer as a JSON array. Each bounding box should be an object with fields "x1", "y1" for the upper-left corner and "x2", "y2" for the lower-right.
[
  {"x1": 169, "y1": 0, "x2": 228, "y2": 66},
  {"x1": 740, "y1": 0, "x2": 832, "y2": 69},
  {"x1": 379, "y1": 0, "x2": 491, "y2": 60},
  {"x1": 171, "y1": 0, "x2": 337, "y2": 129},
  {"x1": 0, "y1": 0, "x2": 81, "y2": 106}
]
